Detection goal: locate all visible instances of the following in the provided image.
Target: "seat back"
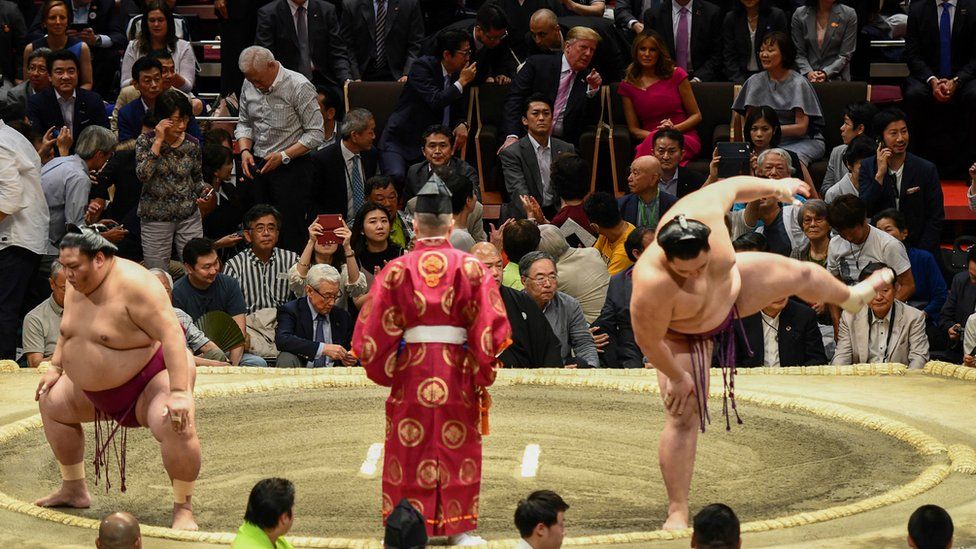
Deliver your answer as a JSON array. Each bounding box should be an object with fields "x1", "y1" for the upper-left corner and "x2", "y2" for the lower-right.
[
  {"x1": 691, "y1": 82, "x2": 735, "y2": 153},
  {"x1": 811, "y1": 81, "x2": 869, "y2": 152},
  {"x1": 343, "y1": 81, "x2": 406, "y2": 138},
  {"x1": 473, "y1": 83, "x2": 511, "y2": 199}
]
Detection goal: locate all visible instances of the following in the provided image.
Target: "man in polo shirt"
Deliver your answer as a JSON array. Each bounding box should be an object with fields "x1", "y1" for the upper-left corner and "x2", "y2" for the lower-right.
[
  {"x1": 22, "y1": 260, "x2": 66, "y2": 368},
  {"x1": 223, "y1": 204, "x2": 299, "y2": 314}
]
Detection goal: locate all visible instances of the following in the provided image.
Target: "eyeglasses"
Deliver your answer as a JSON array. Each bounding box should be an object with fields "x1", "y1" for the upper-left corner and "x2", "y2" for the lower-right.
[
  {"x1": 309, "y1": 285, "x2": 340, "y2": 303},
  {"x1": 249, "y1": 225, "x2": 278, "y2": 234},
  {"x1": 456, "y1": 49, "x2": 472, "y2": 58},
  {"x1": 529, "y1": 274, "x2": 558, "y2": 286}
]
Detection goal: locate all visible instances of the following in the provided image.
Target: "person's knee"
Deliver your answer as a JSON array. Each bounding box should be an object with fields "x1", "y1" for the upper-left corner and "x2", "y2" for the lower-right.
[
  {"x1": 240, "y1": 353, "x2": 268, "y2": 367},
  {"x1": 275, "y1": 352, "x2": 302, "y2": 367}
]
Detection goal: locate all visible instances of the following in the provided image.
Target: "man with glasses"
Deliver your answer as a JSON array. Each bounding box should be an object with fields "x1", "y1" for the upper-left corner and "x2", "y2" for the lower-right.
[
  {"x1": 22, "y1": 261, "x2": 66, "y2": 368},
  {"x1": 275, "y1": 263, "x2": 356, "y2": 367},
  {"x1": 520, "y1": 250, "x2": 599, "y2": 368},
  {"x1": 424, "y1": 3, "x2": 517, "y2": 86},
  {"x1": 224, "y1": 204, "x2": 299, "y2": 314},
  {"x1": 652, "y1": 129, "x2": 705, "y2": 198}
]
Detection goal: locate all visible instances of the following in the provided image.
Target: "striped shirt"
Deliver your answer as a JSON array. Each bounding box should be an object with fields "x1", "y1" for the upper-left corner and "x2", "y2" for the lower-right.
[
  {"x1": 223, "y1": 247, "x2": 300, "y2": 313},
  {"x1": 234, "y1": 65, "x2": 324, "y2": 156}
]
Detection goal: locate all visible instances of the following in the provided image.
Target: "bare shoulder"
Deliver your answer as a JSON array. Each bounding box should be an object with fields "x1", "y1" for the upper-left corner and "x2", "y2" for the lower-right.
[
  {"x1": 630, "y1": 249, "x2": 677, "y2": 302},
  {"x1": 114, "y1": 259, "x2": 166, "y2": 296}
]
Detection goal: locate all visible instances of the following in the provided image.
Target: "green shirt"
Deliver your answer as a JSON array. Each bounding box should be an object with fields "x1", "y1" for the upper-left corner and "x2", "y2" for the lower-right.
[
  {"x1": 231, "y1": 522, "x2": 293, "y2": 549},
  {"x1": 502, "y1": 261, "x2": 524, "y2": 290}
]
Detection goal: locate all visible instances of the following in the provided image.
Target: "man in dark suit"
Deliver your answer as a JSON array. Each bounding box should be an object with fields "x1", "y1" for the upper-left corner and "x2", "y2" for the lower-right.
[
  {"x1": 644, "y1": 0, "x2": 724, "y2": 82},
  {"x1": 903, "y1": 0, "x2": 976, "y2": 174},
  {"x1": 403, "y1": 124, "x2": 480, "y2": 201},
  {"x1": 618, "y1": 156, "x2": 677, "y2": 228},
  {"x1": 275, "y1": 263, "x2": 356, "y2": 367},
  {"x1": 493, "y1": 0, "x2": 560, "y2": 60},
  {"x1": 215, "y1": 0, "x2": 272, "y2": 95},
  {"x1": 116, "y1": 56, "x2": 201, "y2": 142},
  {"x1": 652, "y1": 128, "x2": 706, "y2": 198},
  {"x1": 735, "y1": 298, "x2": 827, "y2": 367},
  {"x1": 424, "y1": 3, "x2": 518, "y2": 86},
  {"x1": 501, "y1": 26, "x2": 602, "y2": 150},
  {"x1": 27, "y1": 49, "x2": 108, "y2": 152},
  {"x1": 340, "y1": 0, "x2": 425, "y2": 81},
  {"x1": 256, "y1": 0, "x2": 351, "y2": 95},
  {"x1": 0, "y1": 0, "x2": 26, "y2": 88},
  {"x1": 525, "y1": 9, "x2": 626, "y2": 84},
  {"x1": 857, "y1": 109, "x2": 944, "y2": 258},
  {"x1": 593, "y1": 227, "x2": 655, "y2": 368},
  {"x1": 940, "y1": 247, "x2": 976, "y2": 363},
  {"x1": 310, "y1": 107, "x2": 379, "y2": 221},
  {"x1": 377, "y1": 29, "x2": 475, "y2": 183}
]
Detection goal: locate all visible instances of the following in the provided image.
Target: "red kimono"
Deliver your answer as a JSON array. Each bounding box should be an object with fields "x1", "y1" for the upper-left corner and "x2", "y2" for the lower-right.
[{"x1": 352, "y1": 238, "x2": 512, "y2": 536}]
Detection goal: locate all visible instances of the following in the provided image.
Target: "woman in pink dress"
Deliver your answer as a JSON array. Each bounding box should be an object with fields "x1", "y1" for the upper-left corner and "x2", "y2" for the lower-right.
[{"x1": 618, "y1": 31, "x2": 703, "y2": 163}]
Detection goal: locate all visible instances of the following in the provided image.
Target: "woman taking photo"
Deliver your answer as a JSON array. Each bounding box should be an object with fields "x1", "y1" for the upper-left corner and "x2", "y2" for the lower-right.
[
  {"x1": 288, "y1": 219, "x2": 367, "y2": 312},
  {"x1": 743, "y1": 106, "x2": 816, "y2": 191},
  {"x1": 23, "y1": 0, "x2": 93, "y2": 90},
  {"x1": 120, "y1": 0, "x2": 197, "y2": 92},
  {"x1": 617, "y1": 31, "x2": 702, "y2": 162},
  {"x1": 350, "y1": 201, "x2": 402, "y2": 308},
  {"x1": 136, "y1": 90, "x2": 210, "y2": 269},
  {"x1": 723, "y1": 0, "x2": 788, "y2": 84},
  {"x1": 791, "y1": 0, "x2": 858, "y2": 82}
]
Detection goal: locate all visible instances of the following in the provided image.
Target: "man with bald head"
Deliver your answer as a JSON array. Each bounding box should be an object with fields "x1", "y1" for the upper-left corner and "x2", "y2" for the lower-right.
[
  {"x1": 96, "y1": 512, "x2": 141, "y2": 549},
  {"x1": 619, "y1": 156, "x2": 678, "y2": 229},
  {"x1": 471, "y1": 242, "x2": 562, "y2": 367}
]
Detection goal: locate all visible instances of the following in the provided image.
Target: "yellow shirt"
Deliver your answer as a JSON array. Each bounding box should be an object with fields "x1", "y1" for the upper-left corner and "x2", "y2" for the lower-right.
[{"x1": 594, "y1": 222, "x2": 635, "y2": 275}]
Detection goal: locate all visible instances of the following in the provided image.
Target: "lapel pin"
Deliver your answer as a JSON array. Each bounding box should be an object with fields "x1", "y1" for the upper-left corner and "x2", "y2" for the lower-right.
[{"x1": 785, "y1": 325, "x2": 792, "y2": 332}]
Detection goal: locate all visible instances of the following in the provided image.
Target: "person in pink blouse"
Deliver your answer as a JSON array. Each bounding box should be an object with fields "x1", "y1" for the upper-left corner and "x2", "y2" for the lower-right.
[{"x1": 617, "y1": 31, "x2": 702, "y2": 164}]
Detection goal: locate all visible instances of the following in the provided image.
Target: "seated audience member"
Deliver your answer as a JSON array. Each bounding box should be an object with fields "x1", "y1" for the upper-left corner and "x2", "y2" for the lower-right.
[
  {"x1": 722, "y1": 0, "x2": 789, "y2": 85},
  {"x1": 119, "y1": 52, "x2": 203, "y2": 142},
  {"x1": 732, "y1": 231, "x2": 768, "y2": 252},
  {"x1": 791, "y1": 199, "x2": 830, "y2": 267},
  {"x1": 366, "y1": 175, "x2": 413, "y2": 250},
  {"x1": 120, "y1": 1, "x2": 196, "y2": 93},
  {"x1": 310, "y1": 108, "x2": 378, "y2": 222},
  {"x1": 500, "y1": 94, "x2": 575, "y2": 219},
  {"x1": 824, "y1": 135, "x2": 875, "y2": 204},
  {"x1": 96, "y1": 511, "x2": 141, "y2": 549},
  {"x1": 833, "y1": 262, "x2": 928, "y2": 369},
  {"x1": 791, "y1": 0, "x2": 858, "y2": 82},
  {"x1": 255, "y1": 0, "x2": 349, "y2": 93},
  {"x1": 501, "y1": 27, "x2": 603, "y2": 150},
  {"x1": 275, "y1": 264, "x2": 356, "y2": 367},
  {"x1": 316, "y1": 85, "x2": 340, "y2": 150},
  {"x1": 424, "y1": 3, "x2": 517, "y2": 86},
  {"x1": 857, "y1": 108, "x2": 944, "y2": 257},
  {"x1": 404, "y1": 176, "x2": 488, "y2": 245},
  {"x1": 733, "y1": 32, "x2": 826, "y2": 166},
  {"x1": 150, "y1": 268, "x2": 231, "y2": 366},
  {"x1": 524, "y1": 8, "x2": 626, "y2": 86},
  {"x1": 114, "y1": 48, "x2": 205, "y2": 125},
  {"x1": 753, "y1": 148, "x2": 805, "y2": 254},
  {"x1": 961, "y1": 311, "x2": 976, "y2": 368},
  {"x1": 404, "y1": 124, "x2": 480, "y2": 201},
  {"x1": 826, "y1": 194, "x2": 914, "y2": 297},
  {"x1": 618, "y1": 31, "x2": 702, "y2": 162},
  {"x1": 172, "y1": 238, "x2": 267, "y2": 367},
  {"x1": 338, "y1": 0, "x2": 424, "y2": 83},
  {"x1": 594, "y1": 227, "x2": 655, "y2": 368},
  {"x1": 125, "y1": 0, "x2": 190, "y2": 41},
  {"x1": 24, "y1": 0, "x2": 93, "y2": 91},
  {"x1": 644, "y1": 0, "x2": 724, "y2": 83},
  {"x1": 538, "y1": 224, "x2": 609, "y2": 324},
  {"x1": 742, "y1": 106, "x2": 816, "y2": 190},
  {"x1": 200, "y1": 141, "x2": 248, "y2": 256},
  {"x1": 939, "y1": 247, "x2": 976, "y2": 364},
  {"x1": 494, "y1": 0, "x2": 561, "y2": 60},
  {"x1": 822, "y1": 101, "x2": 878, "y2": 194},
  {"x1": 736, "y1": 296, "x2": 827, "y2": 367},
  {"x1": 502, "y1": 219, "x2": 542, "y2": 290},
  {"x1": 22, "y1": 260, "x2": 65, "y2": 368},
  {"x1": 27, "y1": 49, "x2": 109, "y2": 150},
  {"x1": 440, "y1": 166, "x2": 481, "y2": 252},
  {"x1": 223, "y1": 204, "x2": 299, "y2": 314},
  {"x1": 471, "y1": 242, "x2": 562, "y2": 368},
  {"x1": 691, "y1": 504, "x2": 741, "y2": 549},
  {"x1": 377, "y1": 29, "x2": 474, "y2": 183},
  {"x1": 514, "y1": 490, "x2": 570, "y2": 549},
  {"x1": 873, "y1": 208, "x2": 946, "y2": 327},
  {"x1": 291, "y1": 218, "x2": 365, "y2": 312},
  {"x1": 4, "y1": 48, "x2": 51, "y2": 114},
  {"x1": 907, "y1": 504, "x2": 954, "y2": 549},
  {"x1": 585, "y1": 192, "x2": 636, "y2": 275},
  {"x1": 349, "y1": 202, "x2": 403, "y2": 305},
  {"x1": 232, "y1": 478, "x2": 295, "y2": 549},
  {"x1": 653, "y1": 129, "x2": 706, "y2": 198},
  {"x1": 618, "y1": 155, "x2": 678, "y2": 229},
  {"x1": 520, "y1": 251, "x2": 599, "y2": 368},
  {"x1": 547, "y1": 152, "x2": 592, "y2": 231}
]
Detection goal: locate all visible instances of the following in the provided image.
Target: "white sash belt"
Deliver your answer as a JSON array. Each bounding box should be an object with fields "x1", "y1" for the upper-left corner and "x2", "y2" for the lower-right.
[{"x1": 403, "y1": 326, "x2": 467, "y2": 344}]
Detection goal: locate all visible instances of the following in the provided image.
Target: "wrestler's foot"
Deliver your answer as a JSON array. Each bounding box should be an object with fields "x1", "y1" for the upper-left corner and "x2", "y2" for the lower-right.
[
  {"x1": 662, "y1": 511, "x2": 689, "y2": 531},
  {"x1": 172, "y1": 503, "x2": 199, "y2": 531},
  {"x1": 448, "y1": 532, "x2": 487, "y2": 546},
  {"x1": 839, "y1": 267, "x2": 895, "y2": 313},
  {"x1": 34, "y1": 480, "x2": 91, "y2": 508}
]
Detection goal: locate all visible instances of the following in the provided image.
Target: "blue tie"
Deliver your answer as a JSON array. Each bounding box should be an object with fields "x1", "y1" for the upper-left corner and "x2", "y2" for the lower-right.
[
  {"x1": 313, "y1": 316, "x2": 331, "y2": 367},
  {"x1": 939, "y1": 2, "x2": 952, "y2": 78},
  {"x1": 350, "y1": 155, "x2": 365, "y2": 215}
]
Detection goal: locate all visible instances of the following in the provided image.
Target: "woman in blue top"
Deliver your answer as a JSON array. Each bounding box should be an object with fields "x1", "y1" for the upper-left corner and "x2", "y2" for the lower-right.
[{"x1": 23, "y1": 0, "x2": 93, "y2": 90}]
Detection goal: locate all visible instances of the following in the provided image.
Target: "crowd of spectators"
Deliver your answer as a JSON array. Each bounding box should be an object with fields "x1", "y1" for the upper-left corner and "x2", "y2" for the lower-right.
[{"x1": 2, "y1": 0, "x2": 976, "y2": 372}]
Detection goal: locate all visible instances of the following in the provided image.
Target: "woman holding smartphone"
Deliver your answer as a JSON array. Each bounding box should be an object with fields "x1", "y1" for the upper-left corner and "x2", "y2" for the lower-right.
[
  {"x1": 288, "y1": 218, "x2": 366, "y2": 312},
  {"x1": 23, "y1": 0, "x2": 93, "y2": 90}
]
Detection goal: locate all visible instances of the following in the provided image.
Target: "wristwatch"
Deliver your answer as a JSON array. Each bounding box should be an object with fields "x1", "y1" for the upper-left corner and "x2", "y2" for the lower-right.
[{"x1": 280, "y1": 151, "x2": 291, "y2": 165}]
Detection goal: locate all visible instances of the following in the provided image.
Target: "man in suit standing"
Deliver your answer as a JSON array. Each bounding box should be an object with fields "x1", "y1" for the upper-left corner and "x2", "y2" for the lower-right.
[
  {"x1": 646, "y1": 0, "x2": 724, "y2": 82},
  {"x1": 735, "y1": 297, "x2": 827, "y2": 367},
  {"x1": 833, "y1": 262, "x2": 929, "y2": 369},
  {"x1": 340, "y1": 0, "x2": 425, "y2": 82},
  {"x1": 857, "y1": 109, "x2": 944, "y2": 258},
  {"x1": 377, "y1": 29, "x2": 476, "y2": 183},
  {"x1": 309, "y1": 108, "x2": 378, "y2": 221},
  {"x1": 275, "y1": 263, "x2": 357, "y2": 367},
  {"x1": 903, "y1": 0, "x2": 976, "y2": 173},
  {"x1": 618, "y1": 156, "x2": 678, "y2": 229},
  {"x1": 652, "y1": 129, "x2": 706, "y2": 198},
  {"x1": 27, "y1": 50, "x2": 109, "y2": 152},
  {"x1": 256, "y1": 0, "x2": 351, "y2": 96},
  {"x1": 501, "y1": 26, "x2": 602, "y2": 151},
  {"x1": 214, "y1": 0, "x2": 271, "y2": 95},
  {"x1": 424, "y1": 3, "x2": 517, "y2": 86},
  {"x1": 499, "y1": 94, "x2": 575, "y2": 219}
]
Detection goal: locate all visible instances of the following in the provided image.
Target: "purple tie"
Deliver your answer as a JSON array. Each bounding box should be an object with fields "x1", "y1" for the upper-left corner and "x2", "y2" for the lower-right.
[
  {"x1": 551, "y1": 68, "x2": 573, "y2": 136},
  {"x1": 676, "y1": 6, "x2": 690, "y2": 71}
]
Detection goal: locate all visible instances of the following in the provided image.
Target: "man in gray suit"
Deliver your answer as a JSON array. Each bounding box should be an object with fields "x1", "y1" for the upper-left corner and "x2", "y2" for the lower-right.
[
  {"x1": 833, "y1": 262, "x2": 929, "y2": 369},
  {"x1": 499, "y1": 94, "x2": 575, "y2": 219}
]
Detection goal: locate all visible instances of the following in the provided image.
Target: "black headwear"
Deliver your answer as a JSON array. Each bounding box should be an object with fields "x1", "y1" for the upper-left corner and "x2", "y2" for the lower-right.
[
  {"x1": 384, "y1": 498, "x2": 428, "y2": 549},
  {"x1": 657, "y1": 215, "x2": 711, "y2": 248},
  {"x1": 414, "y1": 173, "x2": 453, "y2": 215}
]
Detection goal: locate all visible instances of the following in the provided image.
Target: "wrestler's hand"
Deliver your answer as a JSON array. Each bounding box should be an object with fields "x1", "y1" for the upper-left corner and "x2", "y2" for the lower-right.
[
  {"x1": 35, "y1": 367, "x2": 62, "y2": 401},
  {"x1": 163, "y1": 390, "x2": 193, "y2": 434},
  {"x1": 774, "y1": 178, "x2": 810, "y2": 205},
  {"x1": 664, "y1": 371, "x2": 695, "y2": 415}
]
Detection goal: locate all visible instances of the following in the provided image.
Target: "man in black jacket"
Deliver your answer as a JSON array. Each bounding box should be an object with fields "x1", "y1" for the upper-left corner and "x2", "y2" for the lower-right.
[
  {"x1": 340, "y1": 0, "x2": 425, "y2": 82},
  {"x1": 594, "y1": 227, "x2": 655, "y2": 368},
  {"x1": 423, "y1": 3, "x2": 517, "y2": 86},
  {"x1": 275, "y1": 263, "x2": 357, "y2": 367},
  {"x1": 939, "y1": 247, "x2": 976, "y2": 364},
  {"x1": 646, "y1": 0, "x2": 724, "y2": 82},
  {"x1": 735, "y1": 298, "x2": 827, "y2": 367},
  {"x1": 310, "y1": 108, "x2": 379, "y2": 221}
]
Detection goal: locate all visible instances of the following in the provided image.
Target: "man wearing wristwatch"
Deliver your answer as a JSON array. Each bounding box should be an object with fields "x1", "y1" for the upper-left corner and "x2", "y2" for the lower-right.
[{"x1": 235, "y1": 46, "x2": 325, "y2": 253}]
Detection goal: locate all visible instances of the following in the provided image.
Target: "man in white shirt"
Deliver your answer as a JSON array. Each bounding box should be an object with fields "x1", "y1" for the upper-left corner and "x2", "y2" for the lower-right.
[{"x1": 514, "y1": 490, "x2": 569, "y2": 549}]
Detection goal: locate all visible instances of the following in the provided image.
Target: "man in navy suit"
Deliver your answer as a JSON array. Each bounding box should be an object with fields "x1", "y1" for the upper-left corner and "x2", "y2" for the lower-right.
[
  {"x1": 618, "y1": 156, "x2": 678, "y2": 229},
  {"x1": 501, "y1": 26, "x2": 603, "y2": 150},
  {"x1": 423, "y1": 4, "x2": 518, "y2": 86},
  {"x1": 275, "y1": 263, "x2": 356, "y2": 367},
  {"x1": 117, "y1": 52, "x2": 202, "y2": 142},
  {"x1": 735, "y1": 297, "x2": 827, "y2": 367},
  {"x1": 857, "y1": 109, "x2": 944, "y2": 258},
  {"x1": 646, "y1": 0, "x2": 724, "y2": 82},
  {"x1": 378, "y1": 29, "x2": 475, "y2": 184},
  {"x1": 27, "y1": 50, "x2": 108, "y2": 153},
  {"x1": 340, "y1": 0, "x2": 425, "y2": 82}
]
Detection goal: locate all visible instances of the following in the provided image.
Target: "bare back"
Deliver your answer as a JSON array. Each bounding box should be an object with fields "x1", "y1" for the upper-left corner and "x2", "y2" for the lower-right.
[{"x1": 59, "y1": 259, "x2": 171, "y2": 391}]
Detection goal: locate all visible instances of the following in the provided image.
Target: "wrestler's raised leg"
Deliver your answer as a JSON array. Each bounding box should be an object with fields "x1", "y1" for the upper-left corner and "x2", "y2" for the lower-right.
[
  {"x1": 654, "y1": 335, "x2": 710, "y2": 531},
  {"x1": 135, "y1": 350, "x2": 201, "y2": 530},
  {"x1": 734, "y1": 252, "x2": 892, "y2": 317},
  {"x1": 35, "y1": 374, "x2": 96, "y2": 508}
]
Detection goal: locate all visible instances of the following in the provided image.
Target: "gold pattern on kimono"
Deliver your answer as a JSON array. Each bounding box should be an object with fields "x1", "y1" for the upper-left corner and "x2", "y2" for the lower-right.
[
  {"x1": 397, "y1": 418, "x2": 424, "y2": 447},
  {"x1": 417, "y1": 377, "x2": 449, "y2": 407},
  {"x1": 413, "y1": 290, "x2": 427, "y2": 316},
  {"x1": 386, "y1": 456, "x2": 403, "y2": 485},
  {"x1": 489, "y1": 288, "x2": 505, "y2": 316},
  {"x1": 442, "y1": 420, "x2": 467, "y2": 449},
  {"x1": 381, "y1": 306, "x2": 405, "y2": 337},
  {"x1": 408, "y1": 499, "x2": 425, "y2": 516},
  {"x1": 383, "y1": 262, "x2": 406, "y2": 289},
  {"x1": 480, "y1": 326, "x2": 494, "y2": 356},
  {"x1": 461, "y1": 301, "x2": 480, "y2": 324},
  {"x1": 360, "y1": 335, "x2": 377, "y2": 364},
  {"x1": 382, "y1": 493, "x2": 394, "y2": 515},
  {"x1": 459, "y1": 458, "x2": 478, "y2": 484},
  {"x1": 462, "y1": 257, "x2": 485, "y2": 285},
  {"x1": 418, "y1": 251, "x2": 448, "y2": 288},
  {"x1": 441, "y1": 286, "x2": 456, "y2": 315},
  {"x1": 446, "y1": 500, "x2": 463, "y2": 521},
  {"x1": 417, "y1": 459, "x2": 439, "y2": 489}
]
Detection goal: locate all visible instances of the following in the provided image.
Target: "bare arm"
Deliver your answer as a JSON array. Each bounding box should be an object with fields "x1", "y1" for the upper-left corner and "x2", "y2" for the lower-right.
[
  {"x1": 661, "y1": 175, "x2": 807, "y2": 230},
  {"x1": 127, "y1": 271, "x2": 191, "y2": 392},
  {"x1": 631, "y1": 273, "x2": 684, "y2": 379},
  {"x1": 26, "y1": 353, "x2": 45, "y2": 368},
  {"x1": 780, "y1": 108, "x2": 809, "y2": 138},
  {"x1": 672, "y1": 79, "x2": 702, "y2": 134},
  {"x1": 620, "y1": 96, "x2": 650, "y2": 140},
  {"x1": 229, "y1": 313, "x2": 246, "y2": 366},
  {"x1": 562, "y1": 0, "x2": 605, "y2": 16},
  {"x1": 895, "y1": 271, "x2": 915, "y2": 303}
]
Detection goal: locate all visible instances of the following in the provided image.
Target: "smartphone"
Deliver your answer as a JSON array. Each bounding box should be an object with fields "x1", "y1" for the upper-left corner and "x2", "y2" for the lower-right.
[
  {"x1": 68, "y1": 23, "x2": 90, "y2": 32},
  {"x1": 249, "y1": 156, "x2": 266, "y2": 176},
  {"x1": 201, "y1": 187, "x2": 215, "y2": 200},
  {"x1": 316, "y1": 214, "x2": 344, "y2": 246},
  {"x1": 715, "y1": 142, "x2": 753, "y2": 178}
]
